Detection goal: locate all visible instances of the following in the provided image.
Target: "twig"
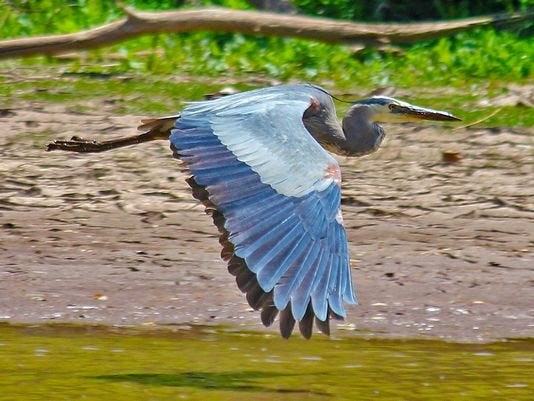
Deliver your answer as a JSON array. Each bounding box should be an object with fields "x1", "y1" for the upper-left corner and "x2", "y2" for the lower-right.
[{"x1": 453, "y1": 108, "x2": 502, "y2": 130}]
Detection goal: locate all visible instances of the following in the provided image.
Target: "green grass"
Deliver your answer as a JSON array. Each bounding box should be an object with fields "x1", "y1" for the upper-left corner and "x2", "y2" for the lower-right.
[
  {"x1": 3, "y1": 28, "x2": 531, "y2": 86},
  {"x1": 1, "y1": 1, "x2": 532, "y2": 87},
  {"x1": 0, "y1": 66, "x2": 531, "y2": 128}
]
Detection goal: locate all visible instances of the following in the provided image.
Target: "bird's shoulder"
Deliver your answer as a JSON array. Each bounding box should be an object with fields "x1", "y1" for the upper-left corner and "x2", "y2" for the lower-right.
[
  {"x1": 172, "y1": 84, "x2": 340, "y2": 198},
  {"x1": 181, "y1": 84, "x2": 334, "y2": 117}
]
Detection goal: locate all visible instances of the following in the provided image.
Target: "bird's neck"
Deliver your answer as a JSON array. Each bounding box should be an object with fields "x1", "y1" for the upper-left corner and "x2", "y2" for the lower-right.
[
  {"x1": 302, "y1": 104, "x2": 385, "y2": 157},
  {"x1": 339, "y1": 106, "x2": 385, "y2": 156}
]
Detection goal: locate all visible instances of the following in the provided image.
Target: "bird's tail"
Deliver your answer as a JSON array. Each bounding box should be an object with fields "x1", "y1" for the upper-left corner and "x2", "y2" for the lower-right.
[{"x1": 137, "y1": 115, "x2": 180, "y2": 138}]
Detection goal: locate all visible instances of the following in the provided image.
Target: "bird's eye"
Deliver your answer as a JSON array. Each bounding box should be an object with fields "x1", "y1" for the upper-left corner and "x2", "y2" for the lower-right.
[{"x1": 388, "y1": 104, "x2": 396, "y2": 111}]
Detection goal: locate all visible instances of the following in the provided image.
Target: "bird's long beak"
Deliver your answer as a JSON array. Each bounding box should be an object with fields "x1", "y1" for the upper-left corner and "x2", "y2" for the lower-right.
[{"x1": 391, "y1": 104, "x2": 461, "y2": 121}]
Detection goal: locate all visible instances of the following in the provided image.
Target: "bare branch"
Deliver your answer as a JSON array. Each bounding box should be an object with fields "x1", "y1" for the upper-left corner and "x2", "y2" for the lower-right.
[{"x1": 0, "y1": 7, "x2": 530, "y2": 59}]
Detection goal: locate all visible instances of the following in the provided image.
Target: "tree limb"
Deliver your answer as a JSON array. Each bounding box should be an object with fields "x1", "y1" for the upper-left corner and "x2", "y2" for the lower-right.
[{"x1": 0, "y1": 7, "x2": 530, "y2": 59}]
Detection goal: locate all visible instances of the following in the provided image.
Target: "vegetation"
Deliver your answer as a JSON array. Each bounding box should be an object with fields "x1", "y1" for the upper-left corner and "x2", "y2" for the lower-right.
[
  {"x1": 0, "y1": 1, "x2": 532, "y2": 127},
  {"x1": 1, "y1": 1, "x2": 532, "y2": 84},
  {"x1": 2, "y1": 0, "x2": 531, "y2": 35},
  {"x1": 294, "y1": 0, "x2": 531, "y2": 21}
]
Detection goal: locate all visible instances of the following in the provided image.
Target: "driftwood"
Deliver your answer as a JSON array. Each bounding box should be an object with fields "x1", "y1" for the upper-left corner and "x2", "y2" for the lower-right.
[{"x1": 0, "y1": 7, "x2": 529, "y2": 59}]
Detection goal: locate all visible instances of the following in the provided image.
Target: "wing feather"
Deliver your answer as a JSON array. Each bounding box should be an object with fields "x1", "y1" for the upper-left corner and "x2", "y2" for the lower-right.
[{"x1": 170, "y1": 84, "x2": 357, "y2": 337}]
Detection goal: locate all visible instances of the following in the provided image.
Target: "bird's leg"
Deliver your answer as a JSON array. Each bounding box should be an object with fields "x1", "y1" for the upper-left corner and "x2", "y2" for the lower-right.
[
  {"x1": 46, "y1": 131, "x2": 168, "y2": 153},
  {"x1": 46, "y1": 115, "x2": 178, "y2": 153}
]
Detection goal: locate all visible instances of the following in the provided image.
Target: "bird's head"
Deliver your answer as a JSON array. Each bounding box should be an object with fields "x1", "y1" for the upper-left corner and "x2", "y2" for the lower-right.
[{"x1": 354, "y1": 96, "x2": 461, "y2": 123}]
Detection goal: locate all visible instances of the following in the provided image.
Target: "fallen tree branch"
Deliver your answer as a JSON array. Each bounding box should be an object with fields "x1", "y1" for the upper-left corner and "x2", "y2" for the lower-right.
[{"x1": 0, "y1": 7, "x2": 530, "y2": 59}]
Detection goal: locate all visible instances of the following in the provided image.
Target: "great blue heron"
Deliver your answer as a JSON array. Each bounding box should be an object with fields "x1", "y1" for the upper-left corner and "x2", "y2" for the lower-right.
[{"x1": 48, "y1": 84, "x2": 460, "y2": 338}]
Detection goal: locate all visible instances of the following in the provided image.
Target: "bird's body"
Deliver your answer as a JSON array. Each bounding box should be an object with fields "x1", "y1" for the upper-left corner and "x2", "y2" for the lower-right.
[{"x1": 47, "y1": 83, "x2": 459, "y2": 338}]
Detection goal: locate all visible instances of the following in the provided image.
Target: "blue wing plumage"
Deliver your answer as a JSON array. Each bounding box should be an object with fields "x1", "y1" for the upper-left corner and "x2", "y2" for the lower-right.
[{"x1": 170, "y1": 84, "x2": 357, "y2": 335}]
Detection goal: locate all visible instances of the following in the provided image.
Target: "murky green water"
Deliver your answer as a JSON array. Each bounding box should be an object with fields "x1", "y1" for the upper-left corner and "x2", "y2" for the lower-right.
[{"x1": 0, "y1": 324, "x2": 531, "y2": 401}]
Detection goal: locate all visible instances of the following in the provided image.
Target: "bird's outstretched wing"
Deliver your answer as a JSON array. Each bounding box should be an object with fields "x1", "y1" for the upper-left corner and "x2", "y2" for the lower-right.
[{"x1": 170, "y1": 84, "x2": 357, "y2": 338}]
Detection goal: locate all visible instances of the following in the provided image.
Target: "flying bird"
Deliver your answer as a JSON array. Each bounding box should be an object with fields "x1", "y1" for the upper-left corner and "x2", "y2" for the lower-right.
[{"x1": 47, "y1": 84, "x2": 460, "y2": 338}]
